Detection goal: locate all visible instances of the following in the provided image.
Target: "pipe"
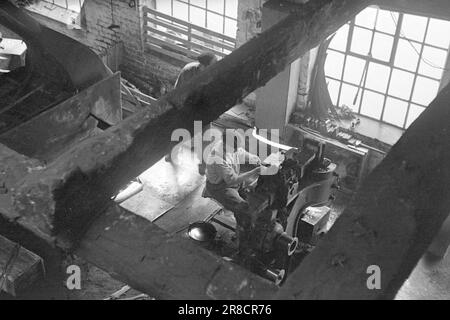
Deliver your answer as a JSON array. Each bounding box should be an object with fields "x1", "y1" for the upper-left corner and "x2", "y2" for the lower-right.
[
  {"x1": 264, "y1": 268, "x2": 285, "y2": 286},
  {"x1": 273, "y1": 222, "x2": 299, "y2": 256},
  {"x1": 277, "y1": 232, "x2": 299, "y2": 256}
]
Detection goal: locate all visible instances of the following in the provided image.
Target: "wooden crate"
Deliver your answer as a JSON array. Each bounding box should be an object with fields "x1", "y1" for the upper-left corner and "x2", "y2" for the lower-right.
[{"x1": 0, "y1": 234, "x2": 44, "y2": 297}]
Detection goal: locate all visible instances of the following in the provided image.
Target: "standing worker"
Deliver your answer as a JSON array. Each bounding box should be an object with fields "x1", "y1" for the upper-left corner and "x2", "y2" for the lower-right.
[{"x1": 165, "y1": 52, "x2": 218, "y2": 165}]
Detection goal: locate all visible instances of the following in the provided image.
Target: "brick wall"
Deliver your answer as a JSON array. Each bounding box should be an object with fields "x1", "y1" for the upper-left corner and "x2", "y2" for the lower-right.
[
  {"x1": 236, "y1": 0, "x2": 266, "y2": 48},
  {"x1": 27, "y1": 0, "x2": 180, "y2": 97},
  {"x1": 27, "y1": 0, "x2": 309, "y2": 98}
]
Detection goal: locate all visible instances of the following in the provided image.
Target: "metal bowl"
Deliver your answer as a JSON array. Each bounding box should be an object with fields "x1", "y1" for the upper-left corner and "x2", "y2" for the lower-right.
[{"x1": 187, "y1": 221, "x2": 217, "y2": 242}]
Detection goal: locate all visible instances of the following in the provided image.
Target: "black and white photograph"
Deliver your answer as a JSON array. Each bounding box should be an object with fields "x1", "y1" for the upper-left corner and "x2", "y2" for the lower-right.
[{"x1": 0, "y1": 0, "x2": 449, "y2": 305}]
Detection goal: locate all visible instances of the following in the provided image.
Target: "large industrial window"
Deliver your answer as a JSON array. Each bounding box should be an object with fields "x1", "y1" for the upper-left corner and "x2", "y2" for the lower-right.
[
  {"x1": 154, "y1": 0, "x2": 238, "y2": 38},
  {"x1": 325, "y1": 6, "x2": 450, "y2": 129}
]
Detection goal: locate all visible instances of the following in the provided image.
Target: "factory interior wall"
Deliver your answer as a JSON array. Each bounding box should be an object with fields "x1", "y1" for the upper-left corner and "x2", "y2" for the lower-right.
[
  {"x1": 26, "y1": 0, "x2": 180, "y2": 97},
  {"x1": 255, "y1": 0, "x2": 317, "y2": 140},
  {"x1": 23, "y1": 0, "x2": 315, "y2": 105}
]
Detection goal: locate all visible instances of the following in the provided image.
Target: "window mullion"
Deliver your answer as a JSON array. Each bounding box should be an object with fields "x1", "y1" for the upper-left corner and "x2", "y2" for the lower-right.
[
  {"x1": 390, "y1": 13, "x2": 403, "y2": 65},
  {"x1": 357, "y1": 12, "x2": 377, "y2": 116},
  {"x1": 403, "y1": 17, "x2": 431, "y2": 128},
  {"x1": 382, "y1": 13, "x2": 403, "y2": 122},
  {"x1": 222, "y1": 0, "x2": 226, "y2": 42},
  {"x1": 336, "y1": 21, "x2": 354, "y2": 107},
  {"x1": 380, "y1": 67, "x2": 393, "y2": 121}
]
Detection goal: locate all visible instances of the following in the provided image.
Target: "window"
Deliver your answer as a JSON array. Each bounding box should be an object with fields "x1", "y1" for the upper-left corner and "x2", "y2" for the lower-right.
[
  {"x1": 325, "y1": 6, "x2": 450, "y2": 129},
  {"x1": 38, "y1": 0, "x2": 84, "y2": 13},
  {"x1": 155, "y1": 0, "x2": 238, "y2": 38},
  {"x1": 26, "y1": 0, "x2": 85, "y2": 27}
]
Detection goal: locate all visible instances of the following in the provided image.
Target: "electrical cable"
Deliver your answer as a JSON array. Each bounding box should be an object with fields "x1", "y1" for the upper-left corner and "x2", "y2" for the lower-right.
[{"x1": 389, "y1": 11, "x2": 450, "y2": 72}]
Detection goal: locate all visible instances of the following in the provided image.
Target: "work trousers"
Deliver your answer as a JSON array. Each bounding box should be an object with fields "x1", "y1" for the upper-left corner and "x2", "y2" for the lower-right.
[{"x1": 205, "y1": 181, "x2": 252, "y2": 256}]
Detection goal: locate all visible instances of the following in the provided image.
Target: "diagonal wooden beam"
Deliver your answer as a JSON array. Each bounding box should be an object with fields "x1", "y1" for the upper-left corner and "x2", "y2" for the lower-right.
[
  {"x1": 277, "y1": 83, "x2": 450, "y2": 300},
  {"x1": 12, "y1": 0, "x2": 372, "y2": 244},
  {"x1": 77, "y1": 204, "x2": 278, "y2": 300}
]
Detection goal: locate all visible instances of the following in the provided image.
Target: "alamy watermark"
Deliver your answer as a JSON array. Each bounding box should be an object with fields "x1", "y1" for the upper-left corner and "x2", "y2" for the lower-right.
[{"x1": 170, "y1": 121, "x2": 282, "y2": 171}]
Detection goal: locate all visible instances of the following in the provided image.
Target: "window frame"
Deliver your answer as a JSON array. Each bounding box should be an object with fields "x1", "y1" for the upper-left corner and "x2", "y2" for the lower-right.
[
  {"x1": 26, "y1": 0, "x2": 85, "y2": 28},
  {"x1": 157, "y1": 0, "x2": 238, "y2": 38},
  {"x1": 35, "y1": 0, "x2": 84, "y2": 13},
  {"x1": 324, "y1": 7, "x2": 450, "y2": 129}
]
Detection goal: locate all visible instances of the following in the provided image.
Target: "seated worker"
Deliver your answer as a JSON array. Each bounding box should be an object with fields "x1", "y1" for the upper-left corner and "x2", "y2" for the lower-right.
[
  {"x1": 205, "y1": 130, "x2": 262, "y2": 257},
  {"x1": 165, "y1": 52, "x2": 218, "y2": 164}
]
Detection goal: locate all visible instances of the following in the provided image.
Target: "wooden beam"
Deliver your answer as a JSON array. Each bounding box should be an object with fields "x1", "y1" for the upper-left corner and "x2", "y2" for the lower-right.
[
  {"x1": 77, "y1": 205, "x2": 277, "y2": 300},
  {"x1": 12, "y1": 0, "x2": 372, "y2": 244},
  {"x1": 276, "y1": 83, "x2": 450, "y2": 300},
  {"x1": 0, "y1": 234, "x2": 44, "y2": 297}
]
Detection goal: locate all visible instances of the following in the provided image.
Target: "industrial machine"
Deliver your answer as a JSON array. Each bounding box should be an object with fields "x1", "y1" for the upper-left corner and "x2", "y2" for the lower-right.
[{"x1": 225, "y1": 138, "x2": 339, "y2": 284}]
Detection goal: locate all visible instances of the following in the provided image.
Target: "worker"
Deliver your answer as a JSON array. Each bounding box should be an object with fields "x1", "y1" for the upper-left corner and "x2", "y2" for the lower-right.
[
  {"x1": 174, "y1": 51, "x2": 217, "y2": 88},
  {"x1": 204, "y1": 130, "x2": 262, "y2": 260},
  {"x1": 165, "y1": 52, "x2": 218, "y2": 165}
]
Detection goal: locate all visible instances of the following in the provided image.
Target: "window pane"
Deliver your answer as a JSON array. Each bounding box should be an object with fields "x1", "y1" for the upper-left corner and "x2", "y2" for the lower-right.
[
  {"x1": 326, "y1": 78, "x2": 341, "y2": 106},
  {"x1": 376, "y1": 9, "x2": 398, "y2": 35},
  {"x1": 339, "y1": 83, "x2": 361, "y2": 112},
  {"x1": 53, "y1": 0, "x2": 67, "y2": 8},
  {"x1": 405, "y1": 104, "x2": 425, "y2": 128},
  {"x1": 365, "y1": 62, "x2": 390, "y2": 93},
  {"x1": 401, "y1": 14, "x2": 428, "y2": 42},
  {"x1": 207, "y1": 12, "x2": 223, "y2": 33},
  {"x1": 383, "y1": 97, "x2": 408, "y2": 127},
  {"x1": 395, "y1": 39, "x2": 421, "y2": 72},
  {"x1": 412, "y1": 76, "x2": 440, "y2": 106},
  {"x1": 191, "y1": 0, "x2": 206, "y2": 8},
  {"x1": 190, "y1": 6, "x2": 206, "y2": 27},
  {"x1": 419, "y1": 46, "x2": 447, "y2": 80},
  {"x1": 351, "y1": 27, "x2": 373, "y2": 55},
  {"x1": 67, "y1": 0, "x2": 83, "y2": 12},
  {"x1": 225, "y1": 0, "x2": 238, "y2": 19},
  {"x1": 355, "y1": 7, "x2": 378, "y2": 29},
  {"x1": 372, "y1": 32, "x2": 393, "y2": 62},
  {"x1": 343, "y1": 55, "x2": 367, "y2": 85},
  {"x1": 224, "y1": 17, "x2": 237, "y2": 38},
  {"x1": 156, "y1": 0, "x2": 172, "y2": 15},
  {"x1": 173, "y1": 1, "x2": 189, "y2": 21},
  {"x1": 207, "y1": 0, "x2": 224, "y2": 14},
  {"x1": 325, "y1": 51, "x2": 345, "y2": 79},
  {"x1": 329, "y1": 24, "x2": 349, "y2": 52},
  {"x1": 389, "y1": 69, "x2": 415, "y2": 100},
  {"x1": 426, "y1": 18, "x2": 450, "y2": 49},
  {"x1": 360, "y1": 90, "x2": 384, "y2": 119}
]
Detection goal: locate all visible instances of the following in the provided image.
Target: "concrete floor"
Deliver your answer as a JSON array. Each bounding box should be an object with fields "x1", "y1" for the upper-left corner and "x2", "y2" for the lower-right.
[{"x1": 396, "y1": 251, "x2": 450, "y2": 300}]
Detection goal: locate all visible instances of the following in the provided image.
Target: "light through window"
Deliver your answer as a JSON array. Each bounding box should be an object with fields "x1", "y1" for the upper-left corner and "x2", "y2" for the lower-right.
[
  {"x1": 325, "y1": 6, "x2": 450, "y2": 129},
  {"x1": 41, "y1": 0, "x2": 84, "y2": 13},
  {"x1": 155, "y1": 0, "x2": 238, "y2": 38}
]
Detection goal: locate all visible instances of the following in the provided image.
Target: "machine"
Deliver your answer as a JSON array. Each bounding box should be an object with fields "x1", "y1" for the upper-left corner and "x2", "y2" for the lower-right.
[{"x1": 230, "y1": 138, "x2": 339, "y2": 284}]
